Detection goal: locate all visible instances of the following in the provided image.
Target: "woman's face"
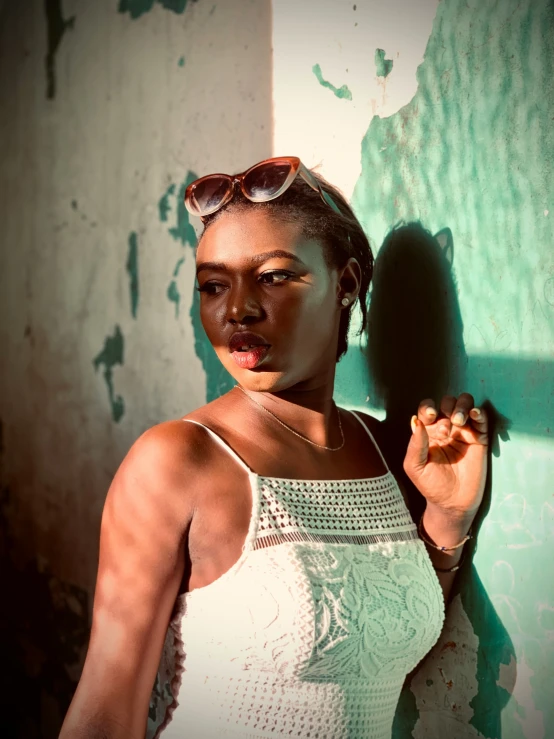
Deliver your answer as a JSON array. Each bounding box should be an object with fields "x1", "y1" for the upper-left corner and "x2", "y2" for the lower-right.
[{"x1": 195, "y1": 209, "x2": 346, "y2": 393}]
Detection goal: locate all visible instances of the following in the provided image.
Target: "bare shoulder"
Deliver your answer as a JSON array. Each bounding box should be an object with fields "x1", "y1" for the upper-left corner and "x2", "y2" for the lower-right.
[
  {"x1": 346, "y1": 409, "x2": 386, "y2": 446},
  {"x1": 347, "y1": 410, "x2": 396, "y2": 470},
  {"x1": 108, "y1": 418, "x2": 213, "y2": 524},
  {"x1": 122, "y1": 418, "x2": 209, "y2": 475},
  {"x1": 347, "y1": 409, "x2": 383, "y2": 434},
  {"x1": 350, "y1": 410, "x2": 414, "y2": 509}
]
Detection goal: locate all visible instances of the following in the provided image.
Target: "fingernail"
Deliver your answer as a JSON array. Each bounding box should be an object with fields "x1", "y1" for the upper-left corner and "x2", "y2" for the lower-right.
[
  {"x1": 453, "y1": 411, "x2": 465, "y2": 425},
  {"x1": 426, "y1": 407, "x2": 437, "y2": 418},
  {"x1": 410, "y1": 415, "x2": 418, "y2": 433},
  {"x1": 470, "y1": 407, "x2": 481, "y2": 418}
]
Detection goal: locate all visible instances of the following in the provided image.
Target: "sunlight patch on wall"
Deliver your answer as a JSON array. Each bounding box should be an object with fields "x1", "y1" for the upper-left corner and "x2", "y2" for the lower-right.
[{"x1": 272, "y1": 0, "x2": 439, "y2": 197}]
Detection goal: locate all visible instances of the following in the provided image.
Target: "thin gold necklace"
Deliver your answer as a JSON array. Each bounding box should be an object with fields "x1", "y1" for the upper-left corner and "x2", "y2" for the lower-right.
[{"x1": 235, "y1": 384, "x2": 345, "y2": 452}]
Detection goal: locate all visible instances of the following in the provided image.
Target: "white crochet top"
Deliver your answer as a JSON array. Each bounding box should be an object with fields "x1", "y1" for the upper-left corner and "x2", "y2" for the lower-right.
[{"x1": 150, "y1": 412, "x2": 444, "y2": 739}]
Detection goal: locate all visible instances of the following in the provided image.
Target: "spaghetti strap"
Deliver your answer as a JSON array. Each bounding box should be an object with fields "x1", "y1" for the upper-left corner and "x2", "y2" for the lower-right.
[
  {"x1": 349, "y1": 411, "x2": 390, "y2": 472},
  {"x1": 182, "y1": 419, "x2": 254, "y2": 475}
]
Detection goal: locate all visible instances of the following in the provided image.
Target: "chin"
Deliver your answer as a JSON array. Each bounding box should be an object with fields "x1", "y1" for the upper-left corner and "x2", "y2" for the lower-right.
[
  {"x1": 222, "y1": 361, "x2": 293, "y2": 393},
  {"x1": 236, "y1": 370, "x2": 289, "y2": 393},
  {"x1": 217, "y1": 350, "x2": 318, "y2": 394}
]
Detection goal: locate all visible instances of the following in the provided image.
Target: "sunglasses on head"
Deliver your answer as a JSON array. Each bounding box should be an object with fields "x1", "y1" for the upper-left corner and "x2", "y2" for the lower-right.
[{"x1": 184, "y1": 156, "x2": 342, "y2": 221}]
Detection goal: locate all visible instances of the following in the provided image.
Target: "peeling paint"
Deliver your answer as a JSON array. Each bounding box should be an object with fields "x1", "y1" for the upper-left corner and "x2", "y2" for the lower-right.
[
  {"x1": 392, "y1": 680, "x2": 419, "y2": 738},
  {"x1": 178, "y1": 55, "x2": 185, "y2": 67},
  {"x1": 159, "y1": 184, "x2": 176, "y2": 222},
  {"x1": 44, "y1": 0, "x2": 75, "y2": 99},
  {"x1": 157, "y1": 172, "x2": 234, "y2": 401},
  {"x1": 158, "y1": 174, "x2": 197, "y2": 246},
  {"x1": 126, "y1": 232, "x2": 139, "y2": 319},
  {"x1": 374, "y1": 48, "x2": 393, "y2": 78},
  {"x1": 312, "y1": 63, "x2": 353, "y2": 101},
  {"x1": 189, "y1": 271, "x2": 235, "y2": 402},
  {"x1": 159, "y1": 175, "x2": 197, "y2": 320},
  {"x1": 167, "y1": 279, "x2": 181, "y2": 318},
  {"x1": 167, "y1": 258, "x2": 184, "y2": 318},
  {"x1": 173, "y1": 257, "x2": 185, "y2": 276},
  {"x1": 461, "y1": 565, "x2": 516, "y2": 738},
  {"x1": 496, "y1": 655, "x2": 517, "y2": 694},
  {"x1": 93, "y1": 326, "x2": 125, "y2": 422},
  {"x1": 410, "y1": 595, "x2": 486, "y2": 738},
  {"x1": 118, "y1": 0, "x2": 195, "y2": 20},
  {"x1": 168, "y1": 179, "x2": 198, "y2": 246},
  {"x1": 511, "y1": 658, "x2": 545, "y2": 739}
]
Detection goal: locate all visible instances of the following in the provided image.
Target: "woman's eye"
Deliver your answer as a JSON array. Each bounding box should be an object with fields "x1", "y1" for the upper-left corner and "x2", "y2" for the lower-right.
[
  {"x1": 259, "y1": 271, "x2": 293, "y2": 285},
  {"x1": 196, "y1": 282, "x2": 225, "y2": 295}
]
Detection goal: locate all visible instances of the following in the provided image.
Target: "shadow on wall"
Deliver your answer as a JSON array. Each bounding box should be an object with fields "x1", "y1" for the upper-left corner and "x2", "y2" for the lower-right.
[
  {"x1": 0, "y1": 420, "x2": 90, "y2": 739},
  {"x1": 365, "y1": 222, "x2": 515, "y2": 738}
]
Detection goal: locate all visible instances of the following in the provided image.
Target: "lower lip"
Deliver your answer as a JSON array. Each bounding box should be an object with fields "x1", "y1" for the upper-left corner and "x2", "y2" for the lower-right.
[{"x1": 230, "y1": 345, "x2": 270, "y2": 369}]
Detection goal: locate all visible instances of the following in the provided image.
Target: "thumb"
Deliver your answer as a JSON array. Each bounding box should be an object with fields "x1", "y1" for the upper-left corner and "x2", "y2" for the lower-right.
[{"x1": 403, "y1": 416, "x2": 429, "y2": 479}]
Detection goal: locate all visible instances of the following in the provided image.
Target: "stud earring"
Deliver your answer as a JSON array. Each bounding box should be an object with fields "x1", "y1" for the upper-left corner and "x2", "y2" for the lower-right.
[{"x1": 341, "y1": 297, "x2": 349, "y2": 306}]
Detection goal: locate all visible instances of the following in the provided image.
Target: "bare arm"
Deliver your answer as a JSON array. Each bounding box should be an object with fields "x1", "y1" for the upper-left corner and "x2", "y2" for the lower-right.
[
  {"x1": 59, "y1": 421, "x2": 198, "y2": 739},
  {"x1": 415, "y1": 503, "x2": 474, "y2": 602}
]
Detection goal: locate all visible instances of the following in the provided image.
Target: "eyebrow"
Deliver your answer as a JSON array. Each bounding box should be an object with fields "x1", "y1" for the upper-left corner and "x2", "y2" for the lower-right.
[{"x1": 196, "y1": 250, "x2": 305, "y2": 276}]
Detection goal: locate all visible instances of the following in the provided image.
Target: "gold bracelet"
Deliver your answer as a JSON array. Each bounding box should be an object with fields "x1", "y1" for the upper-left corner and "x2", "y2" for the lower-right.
[{"x1": 417, "y1": 514, "x2": 472, "y2": 552}]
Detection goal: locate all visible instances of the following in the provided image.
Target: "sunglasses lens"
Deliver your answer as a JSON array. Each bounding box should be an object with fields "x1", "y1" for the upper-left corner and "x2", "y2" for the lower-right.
[
  {"x1": 190, "y1": 175, "x2": 231, "y2": 215},
  {"x1": 243, "y1": 160, "x2": 292, "y2": 200}
]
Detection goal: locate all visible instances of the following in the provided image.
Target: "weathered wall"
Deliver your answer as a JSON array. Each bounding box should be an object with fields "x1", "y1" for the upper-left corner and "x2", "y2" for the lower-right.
[
  {"x1": 1, "y1": 0, "x2": 553, "y2": 737},
  {"x1": 272, "y1": 0, "x2": 554, "y2": 737},
  {"x1": 0, "y1": 0, "x2": 271, "y2": 735}
]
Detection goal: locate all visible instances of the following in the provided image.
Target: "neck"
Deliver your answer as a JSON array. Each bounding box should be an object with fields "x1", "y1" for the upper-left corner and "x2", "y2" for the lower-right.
[{"x1": 235, "y1": 373, "x2": 340, "y2": 448}]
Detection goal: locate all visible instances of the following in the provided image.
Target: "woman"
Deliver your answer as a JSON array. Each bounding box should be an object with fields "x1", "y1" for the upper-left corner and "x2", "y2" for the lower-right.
[{"x1": 60, "y1": 157, "x2": 488, "y2": 739}]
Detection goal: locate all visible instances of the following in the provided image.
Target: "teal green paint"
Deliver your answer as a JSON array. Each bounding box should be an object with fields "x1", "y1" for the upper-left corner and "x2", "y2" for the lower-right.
[
  {"x1": 118, "y1": 0, "x2": 155, "y2": 17},
  {"x1": 167, "y1": 279, "x2": 181, "y2": 318},
  {"x1": 374, "y1": 48, "x2": 393, "y2": 78},
  {"x1": 178, "y1": 55, "x2": 185, "y2": 67},
  {"x1": 126, "y1": 232, "x2": 139, "y2": 319},
  {"x1": 173, "y1": 257, "x2": 185, "y2": 276},
  {"x1": 159, "y1": 0, "x2": 188, "y2": 12},
  {"x1": 159, "y1": 175, "x2": 197, "y2": 320},
  {"x1": 118, "y1": 0, "x2": 189, "y2": 20},
  {"x1": 159, "y1": 184, "x2": 176, "y2": 222},
  {"x1": 157, "y1": 173, "x2": 234, "y2": 401},
  {"x1": 189, "y1": 271, "x2": 234, "y2": 402},
  {"x1": 348, "y1": 0, "x2": 554, "y2": 734},
  {"x1": 93, "y1": 326, "x2": 125, "y2": 422},
  {"x1": 457, "y1": 566, "x2": 516, "y2": 739},
  {"x1": 168, "y1": 172, "x2": 198, "y2": 246},
  {"x1": 391, "y1": 682, "x2": 418, "y2": 738},
  {"x1": 167, "y1": 257, "x2": 185, "y2": 317},
  {"x1": 44, "y1": 0, "x2": 75, "y2": 99},
  {"x1": 158, "y1": 184, "x2": 175, "y2": 222},
  {"x1": 312, "y1": 63, "x2": 352, "y2": 101}
]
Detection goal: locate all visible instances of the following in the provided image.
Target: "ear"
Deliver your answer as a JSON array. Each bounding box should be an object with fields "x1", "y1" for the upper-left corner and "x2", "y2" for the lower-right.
[
  {"x1": 434, "y1": 227, "x2": 454, "y2": 266},
  {"x1": 337, "y1": 257, "x2": 362, "y2": 302}
]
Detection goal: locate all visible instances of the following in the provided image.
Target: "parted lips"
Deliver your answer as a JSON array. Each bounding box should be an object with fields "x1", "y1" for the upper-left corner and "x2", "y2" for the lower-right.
[{"x1": 228, "y1": 331, "x2": 270, "y2": 353}]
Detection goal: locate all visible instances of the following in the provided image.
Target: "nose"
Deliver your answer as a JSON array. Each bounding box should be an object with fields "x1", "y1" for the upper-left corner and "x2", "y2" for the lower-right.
[{"x1": 226, "y1": 281, "x2": 264, "y2": 325}]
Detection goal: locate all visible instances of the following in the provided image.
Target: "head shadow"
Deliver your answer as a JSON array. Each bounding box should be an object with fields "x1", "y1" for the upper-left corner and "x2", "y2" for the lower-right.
[
  {"x1": 364, "y1": 221, "x2": 515, "y2": 735},
  {"x1": 366, "y1": 221, "x2": 464, "y2": 427}
]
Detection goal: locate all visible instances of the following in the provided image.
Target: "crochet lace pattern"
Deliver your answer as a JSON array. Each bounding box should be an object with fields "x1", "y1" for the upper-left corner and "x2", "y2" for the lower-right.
[{"x1": 148, "y1": 417, "x2": 445, "y2": 739}]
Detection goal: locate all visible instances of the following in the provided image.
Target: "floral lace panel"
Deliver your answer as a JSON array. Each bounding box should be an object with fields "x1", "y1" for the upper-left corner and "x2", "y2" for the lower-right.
[{"x1": 296, "y1": 540, "x2": 445, "y2": 681}]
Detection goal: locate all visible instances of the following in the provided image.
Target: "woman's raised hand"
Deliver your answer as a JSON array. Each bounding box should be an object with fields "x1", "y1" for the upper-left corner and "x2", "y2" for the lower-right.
[{"x1": 403, "y1": 393, "x2": 488, "y2": 517}]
